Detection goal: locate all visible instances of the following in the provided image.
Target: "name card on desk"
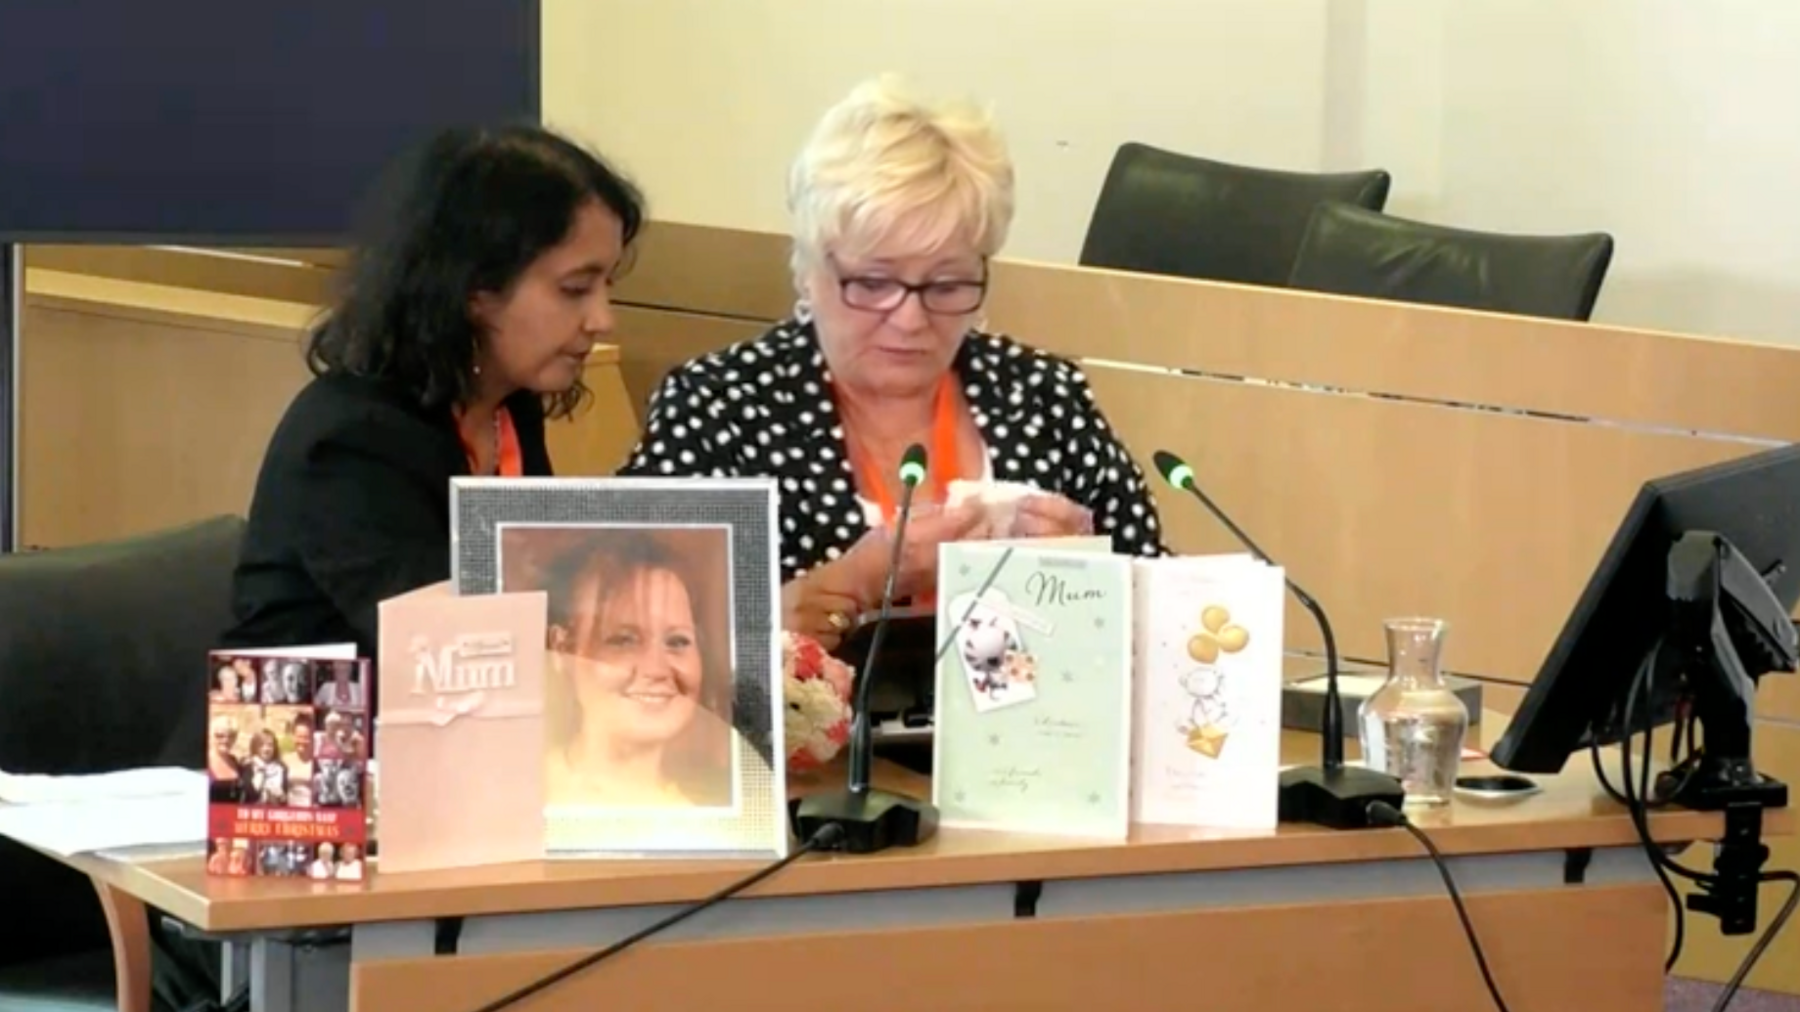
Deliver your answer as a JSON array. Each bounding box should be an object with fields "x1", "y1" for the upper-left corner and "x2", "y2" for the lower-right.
[
  {"x1": 376, "y1": 581, "x2": 547, "y2": 874},
  {"x1": 1131, "y1": 555, "x2": 1285, "y2": 830},
  {"x1": 932, "y1": 541, "x2": 1133, "y2": 839}
]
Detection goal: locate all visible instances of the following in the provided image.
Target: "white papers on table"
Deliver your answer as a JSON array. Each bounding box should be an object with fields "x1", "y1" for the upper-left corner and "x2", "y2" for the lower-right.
[
  {"x1": 94, "y1": 842, "x2": 207, "y2": 862},
  {"x1": 0, "y1": 767, "x2": 205, "y2": 857},
  {"x1": 0, "y1": 767, "x2": 205, "y2": 804}
]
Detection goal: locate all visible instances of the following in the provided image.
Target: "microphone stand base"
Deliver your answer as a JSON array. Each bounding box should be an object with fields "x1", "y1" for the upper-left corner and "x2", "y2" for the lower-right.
[
  {"x1": 789, "y1": 789, "x2": 939, "y2": 855},
  {"x1": 1278, "y1": 764, "x2": 1406, "y2": 830}
]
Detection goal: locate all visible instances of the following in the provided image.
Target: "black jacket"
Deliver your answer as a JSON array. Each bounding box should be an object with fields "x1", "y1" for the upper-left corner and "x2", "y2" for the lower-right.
[
  {"x1": 618, "y1": 319, "x2": 1169, "y2": 580},
  {"x1": 221, "y1": 374, "x2": 553, "y2": 660}
]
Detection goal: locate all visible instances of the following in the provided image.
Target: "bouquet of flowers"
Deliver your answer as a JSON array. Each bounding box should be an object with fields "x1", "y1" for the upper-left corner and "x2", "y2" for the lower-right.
[{"x1": 782, "y1": 630, "x2": 853, "y2": 774}]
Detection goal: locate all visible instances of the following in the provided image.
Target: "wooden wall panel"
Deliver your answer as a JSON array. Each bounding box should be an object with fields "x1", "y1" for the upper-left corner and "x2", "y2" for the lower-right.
[
  {"x1": 1760, "y1": 679, "x2": 1800, "y2": 725},
  {"x1": 537, "y1": 348, "x2": 642, "y2": 478},
  {"x1": 614, "y1": 223, "x2": 794, "y2": 321},
  {"x1": 21, "y1": 270, "x2": 640, "y2": 548},
  {"x1": 987, "y1": 260, "x2": 1800, "y2": 441},
  {"x1": 25, "y1": 245, "x2": 338, "y2": 308},
  {"x1": 609, "y1": 307, "x2": 766, "y2": 412},
  {"x1": 20, "y1": 293, "x2": 311, "y2": 547},
  {"x1": 597, "y1": 221, "x2": 1800, "y2": 442},
  {"x1": 1089, "y1": 366, "x2": 1756, "y2": 682}
]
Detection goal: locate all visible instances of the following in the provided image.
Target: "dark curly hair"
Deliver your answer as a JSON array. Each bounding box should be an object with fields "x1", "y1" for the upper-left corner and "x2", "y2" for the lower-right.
[{"x1": 307, "y1": 124, "x2": 645, "y2": 418}]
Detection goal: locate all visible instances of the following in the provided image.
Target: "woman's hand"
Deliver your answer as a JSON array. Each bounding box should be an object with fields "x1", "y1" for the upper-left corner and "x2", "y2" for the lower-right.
[
  {"x1": 781, "y1": 562, "x2": 866, "y2": 653},
  {"x1": 842, "y1": 501, "x2": 989, "y2": 603},
  {"x1": 1011, "y1": 493, "x2": 1095, "y2": 539},
  {"x1": 783, "y1": 502, "x2": 989, "y2": 649}
]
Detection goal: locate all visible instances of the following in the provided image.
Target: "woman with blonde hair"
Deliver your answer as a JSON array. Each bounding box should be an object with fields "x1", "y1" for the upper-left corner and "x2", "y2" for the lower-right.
[{"x1": 621, "y1": 76, "x2": 1167, "y2": 651}]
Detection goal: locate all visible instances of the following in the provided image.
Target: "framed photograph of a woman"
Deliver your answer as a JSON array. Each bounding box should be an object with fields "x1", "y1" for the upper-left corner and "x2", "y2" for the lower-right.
[
  {"x1": 451, "y1": 476, "x2": 785, "y2": 859},
  {"x1": 513, "y1": 526, "x2": 735, "y2": 809}
]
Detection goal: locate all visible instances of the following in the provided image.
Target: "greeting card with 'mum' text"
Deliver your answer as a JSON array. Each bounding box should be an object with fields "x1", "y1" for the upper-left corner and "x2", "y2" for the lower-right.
[
  {"x1": 375, "y1": 581, "x2": 547, "y2": 874},
  {"x1": 933, "y1": 541, "x2": 1133, "y2": 839}
]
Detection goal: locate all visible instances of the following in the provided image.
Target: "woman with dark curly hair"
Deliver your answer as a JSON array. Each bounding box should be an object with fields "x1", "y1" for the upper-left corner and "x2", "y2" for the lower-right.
[{"x1": 221, "y1": 124, "x2": 645, "y2": 659}]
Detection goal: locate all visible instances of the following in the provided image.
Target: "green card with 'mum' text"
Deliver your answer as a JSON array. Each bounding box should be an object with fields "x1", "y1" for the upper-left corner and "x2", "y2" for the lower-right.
[{"x1": 931, "y1": 541, "x2": 1133, "y2": 839}]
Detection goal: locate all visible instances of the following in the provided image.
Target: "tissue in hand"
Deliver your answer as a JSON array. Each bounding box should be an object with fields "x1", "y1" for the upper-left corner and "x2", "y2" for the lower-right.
[{"x1": 947, "y1": 479, "x2": 1040, "y2": 537}]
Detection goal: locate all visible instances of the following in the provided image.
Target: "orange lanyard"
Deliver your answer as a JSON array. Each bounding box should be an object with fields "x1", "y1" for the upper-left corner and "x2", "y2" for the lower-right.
[
  {"x1": 454, "y1": 406, "x2": 524, "y2": 477},
  {"x1": 845, "y1": 374, "x2": 963, "y2": 526}
]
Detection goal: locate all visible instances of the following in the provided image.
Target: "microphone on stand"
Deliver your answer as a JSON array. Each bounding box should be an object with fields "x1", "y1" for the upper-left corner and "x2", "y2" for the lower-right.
[
  {"x1": 1152, "y1": 449, "x2": 1404, "y2": 830},
  {"x1": 790, "y1": 443, "x2": 940, "y2": 853}
]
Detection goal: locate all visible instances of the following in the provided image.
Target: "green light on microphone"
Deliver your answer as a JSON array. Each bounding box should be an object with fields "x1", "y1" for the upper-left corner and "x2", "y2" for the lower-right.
[
  {"x1": 898, "y1": 444, "x2": 929, "y2": 487},
  {"x1": 1169, "y1": 463, "x2": 1195, "y2": 490}
]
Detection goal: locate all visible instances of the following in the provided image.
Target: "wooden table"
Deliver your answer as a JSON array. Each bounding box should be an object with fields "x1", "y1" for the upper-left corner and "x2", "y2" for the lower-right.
[{"x1": 62, "y1": 711, "x2": 1781, "y2": 1012}]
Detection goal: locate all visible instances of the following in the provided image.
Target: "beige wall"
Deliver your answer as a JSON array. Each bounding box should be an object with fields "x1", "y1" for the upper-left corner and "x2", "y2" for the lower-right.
[
  {"x1": 541, "y1": 0, "x2": 1335, "y2": 266},
  {"x1": 544, "y1": 0, "x2": 1800, "y2": 345},
  {"x1": 1431, "y1": 0, "x2": 1800, "y2": 346}
]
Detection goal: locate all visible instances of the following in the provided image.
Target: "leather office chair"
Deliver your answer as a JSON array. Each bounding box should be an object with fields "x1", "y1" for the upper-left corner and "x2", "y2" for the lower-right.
[
  {"x1": 1287, "y1": 201, "x2": 1616, "y2": 322},
  {"x1": 1079, "y1": 142, "x2": 1392, "y2": 288},
  {"x1": 0, "y1": 515, "x2": 245, "y2": 1012}
]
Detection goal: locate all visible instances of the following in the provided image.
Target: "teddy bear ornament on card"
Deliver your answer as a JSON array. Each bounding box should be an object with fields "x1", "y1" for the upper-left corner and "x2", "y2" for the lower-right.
[
  {"x1": 1182, "y1": 604, "x2": 1250, "y2": 758},
  {"x1": 948, "y1": 588, "x2": 1051, "y2": 714}
]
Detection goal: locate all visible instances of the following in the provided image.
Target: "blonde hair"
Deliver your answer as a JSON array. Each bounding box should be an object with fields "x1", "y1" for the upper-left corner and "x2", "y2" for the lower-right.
[{"x1": 788, "y1": 75, "x2": 1015, "y2": 284}]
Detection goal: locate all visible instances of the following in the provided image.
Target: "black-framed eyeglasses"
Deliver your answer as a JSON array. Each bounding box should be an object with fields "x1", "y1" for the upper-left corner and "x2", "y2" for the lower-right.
[{"x1": 834, "y1": 257, "x2": 989, "y2": 315}]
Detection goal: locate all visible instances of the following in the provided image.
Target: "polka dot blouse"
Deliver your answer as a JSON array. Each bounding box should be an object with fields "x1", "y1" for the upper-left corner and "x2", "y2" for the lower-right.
[{"x1": 619, "y1": 319, "x2": 1171, "y2": 582}]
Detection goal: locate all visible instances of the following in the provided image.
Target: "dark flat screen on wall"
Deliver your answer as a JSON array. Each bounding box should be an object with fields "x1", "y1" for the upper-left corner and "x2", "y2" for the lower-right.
[{"x1": 0, "y1": 1, "x2": 540, "y2": 243}]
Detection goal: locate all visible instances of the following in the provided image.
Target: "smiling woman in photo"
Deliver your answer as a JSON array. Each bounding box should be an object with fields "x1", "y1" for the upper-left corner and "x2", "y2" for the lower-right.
[{"x1": 530, "y1": 530, "x2": 735, "y2": 809}]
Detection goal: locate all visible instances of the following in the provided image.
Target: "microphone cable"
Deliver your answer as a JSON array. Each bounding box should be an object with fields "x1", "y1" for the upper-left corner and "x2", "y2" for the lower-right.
[
  {"x1": 465, "y1": 822, "x2": 846, "y2": 1012},
  {"x1": 1366, "y1": 800, "x2": 1512, "y2": 1012},
  {"x1": 1590, "y1": 640, "x2": 1692, "y2": 971}
]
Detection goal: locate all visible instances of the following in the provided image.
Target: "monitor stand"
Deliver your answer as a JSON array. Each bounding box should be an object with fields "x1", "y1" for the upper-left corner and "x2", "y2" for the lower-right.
[
  {"x1": 1654, "y1": 531, "x2": 1797, "y2": 934},
  {"x1": 1655, "y1": 531, "x2": 1794, "y2": 812}
]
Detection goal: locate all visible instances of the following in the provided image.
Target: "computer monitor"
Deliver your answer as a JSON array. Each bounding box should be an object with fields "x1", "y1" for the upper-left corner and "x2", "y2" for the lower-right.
[{"x1": 1492, "y1": 443, "x2": 1800, "y2": 775}]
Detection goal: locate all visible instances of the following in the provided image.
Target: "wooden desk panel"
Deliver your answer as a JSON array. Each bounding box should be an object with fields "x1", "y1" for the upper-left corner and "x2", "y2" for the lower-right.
[{"x1": 351, "y1": 882, "x2": 1664, "y2": 1012}]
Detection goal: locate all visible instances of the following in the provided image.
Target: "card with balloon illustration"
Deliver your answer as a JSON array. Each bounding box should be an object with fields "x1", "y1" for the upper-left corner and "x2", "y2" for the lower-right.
[
  {"x1": 1131, "y1": 554, "x2": 1285, "y2": 830},
  {"x1": 933, "y1": 541, "x2": 1134, "y2": 838}
]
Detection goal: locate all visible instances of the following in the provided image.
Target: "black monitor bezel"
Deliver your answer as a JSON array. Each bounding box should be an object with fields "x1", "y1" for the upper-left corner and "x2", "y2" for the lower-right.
[{"x1": 1492, "y1": 443, "x2": 1800, "y2": 774}]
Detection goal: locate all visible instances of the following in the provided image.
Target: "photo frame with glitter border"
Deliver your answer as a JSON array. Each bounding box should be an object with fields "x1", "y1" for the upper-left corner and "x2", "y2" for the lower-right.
[{"x1": 451, "y1": 476, "x2": 786, "y2": 860}]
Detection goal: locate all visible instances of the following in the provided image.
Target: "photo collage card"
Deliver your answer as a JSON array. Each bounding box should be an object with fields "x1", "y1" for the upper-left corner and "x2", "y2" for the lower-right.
[{"x1": 205, "y1": 645, "x2": 370, "y2": 881}]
